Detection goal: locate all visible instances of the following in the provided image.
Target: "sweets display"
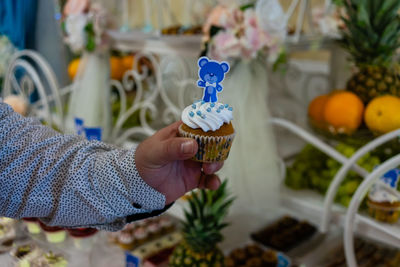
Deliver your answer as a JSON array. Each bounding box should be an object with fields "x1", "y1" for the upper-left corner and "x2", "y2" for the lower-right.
[
  {"x1": 108, "y1": 215, "x2": 176, "y2": 250},
  {"x1": 11, "y1": 244, "x2": 68, "y2": 267},
  {"x1": 178, "y1": 57, "x2": 235, "y2": 162},
  {"x1": 251, "y1": 216, "x2": 316, "y2": 252},
  {"x1": 224, "y1": 244, "x2": 289, "y2": 267},
  {"x1": 0, "y1": 217, "x2": 16, "y2": 252},
  {"x1": 319, "y1": 237, "x2": 400, "y2": 267}
]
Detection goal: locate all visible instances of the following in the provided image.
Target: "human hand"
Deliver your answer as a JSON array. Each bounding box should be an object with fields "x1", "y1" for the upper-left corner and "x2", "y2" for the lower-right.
[{"x1": 135, "y1": 121, "x2": 223, "y2": 205}]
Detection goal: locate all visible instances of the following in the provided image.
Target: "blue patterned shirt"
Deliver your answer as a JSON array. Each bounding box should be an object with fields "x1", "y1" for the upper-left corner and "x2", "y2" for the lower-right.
[{"x1": 0, "y1": 101, "x2": 168, "y2": 231}]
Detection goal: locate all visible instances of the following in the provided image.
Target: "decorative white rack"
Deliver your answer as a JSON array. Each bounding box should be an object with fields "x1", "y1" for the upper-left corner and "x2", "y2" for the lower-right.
[{"x1": 2, "y1": 1, "x2": 398, "y2": 265}]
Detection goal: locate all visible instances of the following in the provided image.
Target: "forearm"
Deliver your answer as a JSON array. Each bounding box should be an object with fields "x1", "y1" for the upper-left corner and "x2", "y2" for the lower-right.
[{"x1": 0, "y1": 102, "x2": 167, "y2": 230}]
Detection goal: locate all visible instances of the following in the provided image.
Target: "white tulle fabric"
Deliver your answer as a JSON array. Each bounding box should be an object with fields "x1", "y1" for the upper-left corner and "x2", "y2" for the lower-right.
[
  {"x1": 65, "y1": 52, "x2": 111, "y2": 141},
  {"x1": 219, "y1": 58, "x2": 281, "y2": 215}
]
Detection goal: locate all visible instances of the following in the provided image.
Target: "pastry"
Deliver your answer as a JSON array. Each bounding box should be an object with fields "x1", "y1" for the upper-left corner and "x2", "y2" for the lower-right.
[
  {"x1": 229, "y1": 248, "x2": 246, "y2": 265},
  {"x1": 39, "y1": 221, "x2": 67, "y2": 244},
  {"x1": 262, "y1": 250, "x2": 278, "y2": 267},
  {"x1": 367, "y1": 187, "x2": 400, "y2": 223},
  {"x1": 179, "y1": 57, "x2": 235, "y2": 162},
  {"x1": 147, "y1": 222, "x2": 161, "y2": 239},
  {"x1": 133, "y1": 227, "x2": 149, "y2": 247},
  {"x1": 22, "y1": 218, "x2": 41, "y2": 234},
  {"x1": 31, "y1": 251, "x2": 68, "y2": 267},
  {"x1": 67, "y1": 228, "x2": 98, "y2": 249},
  {"x1": 117, "y1": 231, "x2": 136, "y2": 250}
]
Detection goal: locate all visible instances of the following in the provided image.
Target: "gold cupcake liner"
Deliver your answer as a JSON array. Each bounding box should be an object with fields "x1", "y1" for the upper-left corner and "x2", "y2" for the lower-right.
[{"x1": 178, "y1": 125, "x2": 235, "y2": 163}]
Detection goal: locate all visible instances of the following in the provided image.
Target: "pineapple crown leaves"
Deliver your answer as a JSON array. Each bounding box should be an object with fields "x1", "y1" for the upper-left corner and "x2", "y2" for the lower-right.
[
  {"x1": 182, "y1": 180, "x2": 235, "y2": 253},
  {"x1": 339, "y1": 0, "x2": 400, "y2": 67}
]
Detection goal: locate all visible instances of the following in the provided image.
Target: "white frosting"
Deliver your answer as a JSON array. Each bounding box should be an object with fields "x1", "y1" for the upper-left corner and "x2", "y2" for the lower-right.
[
  {"x1": 369, "y1": 184, "x2": 398, "y2": 203},
  {"x1": 181, "y1": 100, "x2": 233, "y2": 132}
]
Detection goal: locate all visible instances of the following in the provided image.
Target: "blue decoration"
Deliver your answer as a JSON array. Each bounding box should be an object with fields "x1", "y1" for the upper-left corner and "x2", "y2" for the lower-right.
[
  {"x1": 217, "y1": 109, "x2": 221, "y2": 113},
  {"x1": 192, "y1": 104, "x2": 196, "y2": 109},
  {"x1": 197, "y1": 56, "x2": 230, "y2": 103},
  {"x1": 224, "y1": 104, "x2": 229, "y2": 108},
  {"x1": 210, "y1": 103, "x2": 215, "y2": 107},
  {"x1": 381, "y1": 168, "x2": 400, "y2": 188},
  {"x1": 207, "y1": 108, "x2": 211, "y2": 112},
  {"x1": 219, "y1": 105, "x2": 224, "y2": 109},
  {"x1": 189, "y1": 111, "x2": 194, "y2": 117},
  {"x1": 228, "y1": 107, "x2": 233, "y2": 111},
  {"x1": 196, "y1": 111, "x2": 202, "y2": 116},
  {"x1": 201, "y1": 100, "x2": 205, "y2": 105}
]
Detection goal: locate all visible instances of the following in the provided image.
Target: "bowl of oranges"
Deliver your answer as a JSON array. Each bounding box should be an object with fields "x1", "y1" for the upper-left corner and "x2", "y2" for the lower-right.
[{"x1": 308, "y1": 90, "x2": 400, "y2": 143}]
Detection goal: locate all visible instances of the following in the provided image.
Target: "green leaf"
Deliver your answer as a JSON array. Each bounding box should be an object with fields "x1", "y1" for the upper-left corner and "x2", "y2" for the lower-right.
[{"x1": 240, "y1": 3, "x2": 255, "y2": 11}]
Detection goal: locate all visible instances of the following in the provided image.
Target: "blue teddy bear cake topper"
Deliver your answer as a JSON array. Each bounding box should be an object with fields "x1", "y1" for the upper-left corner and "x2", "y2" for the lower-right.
[{"x1": 197, "y1": 57, "x2": 230, "y2": 103}]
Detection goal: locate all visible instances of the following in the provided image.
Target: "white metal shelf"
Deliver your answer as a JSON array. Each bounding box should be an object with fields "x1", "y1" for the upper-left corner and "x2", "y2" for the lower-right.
[{"x1": 282, "y1": 188, "x2": 400, "y2": 249}]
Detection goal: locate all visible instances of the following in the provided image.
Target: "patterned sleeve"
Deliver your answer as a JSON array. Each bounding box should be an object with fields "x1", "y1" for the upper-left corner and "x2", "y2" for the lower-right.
[{"x1": 0, "y1": 102, "x2": 167, "y2": 231}]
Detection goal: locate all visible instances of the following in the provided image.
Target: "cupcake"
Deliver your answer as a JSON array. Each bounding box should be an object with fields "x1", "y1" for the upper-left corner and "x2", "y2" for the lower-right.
[
  {"x1": 147, "y1": 222, "x2": 162, "y2": 240},
  {"x1": 367, "y1": 189, "x2": 400, "y2": 223},
  {"x1": 11, "y1": 244, "x2": 42, "y2": 267},
  {"x1": 67, "y1": 228, "x2": 98, "y2": 249},
  {"x1": 367, "y1": 173, "x2": 400, "y2": 223},
  {"x1": 179, "y1": 57, "x2": 235, "y2": 163},
  {"x1": 0, "y1": 222, "x2": 15, "y2": 252},
  {"x1": 31, "y1": 251, "x2": 68, "y2": 267},
  {"x1": 261, "y1": 250, "x2": 278, "y2": 267},
  {"x1": 159, "y1": 217, "x2": 175, "y2": 234},
  {"x1": 133, "y1": 227, "x2": 149, "y2": 247},
  {"x1": 39, "y1": 221, "x2": 67, "y2": 244},
  {"x1": 23, "y1": 218, "x2": 41, "y2": 234},
  {"x1": 117, "y1": 232, "x2": 136, "y2": 250}
]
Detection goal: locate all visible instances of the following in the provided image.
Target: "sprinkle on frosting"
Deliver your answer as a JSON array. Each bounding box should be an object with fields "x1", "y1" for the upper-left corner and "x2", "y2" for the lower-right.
[{"x1": 182, "y1": 100, "x2": 233, "y2": 132}]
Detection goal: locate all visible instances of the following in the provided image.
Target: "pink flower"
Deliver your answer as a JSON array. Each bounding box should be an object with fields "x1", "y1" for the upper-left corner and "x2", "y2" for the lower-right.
[
  {"x1": 209, "y1": 31, "x2": 241, "y2": 60},
  {"x1": 203, "y1": 5, "x2": 230, "y2": 40},
  {"x1": 64, "y1": 0, "x2": 90, "y2": 16}
]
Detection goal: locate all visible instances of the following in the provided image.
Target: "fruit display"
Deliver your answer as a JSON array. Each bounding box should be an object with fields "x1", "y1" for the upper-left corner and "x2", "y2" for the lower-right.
[
  {"x1": 285, "y1": 142, "x2": 381, "y2": 207},
  {"x1": 250, "y1": 216, "x2": 316, "y2": 252},
  {"x1": 169, "y1": 180, "x2": 234, "y2": 267},
  {"x1": 316, "y1": 237, "x2": 400, "y2": 267},
  {"x1": 224, "y1": 244, "x2": 287, "y2": 267},
  {"x1": 340, "y1": 0, "x2": 400, "y2": 104}
]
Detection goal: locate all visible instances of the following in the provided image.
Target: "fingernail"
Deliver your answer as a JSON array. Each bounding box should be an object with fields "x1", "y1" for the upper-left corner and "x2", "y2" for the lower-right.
[{"x1": 181, "y1": 140, "x2": 195, "y2": 154}]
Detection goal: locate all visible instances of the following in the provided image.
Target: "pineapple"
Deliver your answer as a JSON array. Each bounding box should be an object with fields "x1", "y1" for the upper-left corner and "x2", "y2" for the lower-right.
[
  {"x1": 340, "y1": 0, "x2": 400, "y2": 103},
  {"x1": 169, "y1": 181, "x2": 234, "y2": 267}
]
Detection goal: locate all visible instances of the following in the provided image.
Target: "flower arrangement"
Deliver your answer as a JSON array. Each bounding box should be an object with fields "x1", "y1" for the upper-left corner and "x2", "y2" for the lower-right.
[
  {"x1": 61, "y1": 0, "x2": 114, "y2": 53},
  {"x1": 202, "y1": 1, "x2": 287, "y2": 65},
  {"x1": 312, "y1": 4, "x2": 346, "y2": 39}
]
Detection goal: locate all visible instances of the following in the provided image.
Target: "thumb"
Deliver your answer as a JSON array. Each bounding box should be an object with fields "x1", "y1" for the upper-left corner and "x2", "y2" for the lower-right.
[{"x1": 152, "y1": 138, "x2": 198, "y2": 166}]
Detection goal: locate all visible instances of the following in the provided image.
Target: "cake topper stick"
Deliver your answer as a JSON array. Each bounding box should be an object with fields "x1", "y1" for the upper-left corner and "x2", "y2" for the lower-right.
[{"x1": 197, "y1": 57, "x2": 230, "y2": 103}]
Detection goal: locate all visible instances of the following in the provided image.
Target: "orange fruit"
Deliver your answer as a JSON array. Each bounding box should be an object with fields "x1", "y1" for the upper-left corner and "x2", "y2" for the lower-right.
[
  {"x1": 308, "y1": 94, "x2": 330, "y2": 124},
  {"x1": 122, "y1": 54, "x2": 135, "y2": 71},
  {"x1": 323, "y1": 91, "x2": 364, "y2": 134},
  {"x1": 110, "y1": 56, "x2": 125, "y2": 80},
  {"x1": 364, "y1": 95, "x2": 400, "y2": 134},
  {"x1": 68, "y1": 58, "x2": 81, "y2": 80}
]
